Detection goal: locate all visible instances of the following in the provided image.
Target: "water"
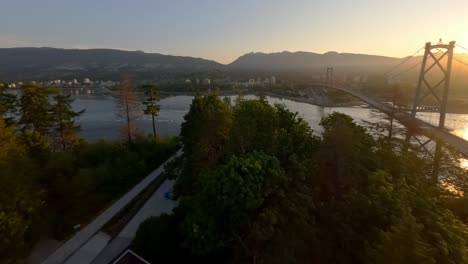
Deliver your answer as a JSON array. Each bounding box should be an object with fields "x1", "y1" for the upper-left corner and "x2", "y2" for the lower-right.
[
  {"x1": 72, "y1": 95, "x2": 192, "y2": 140},
  {"x1": 71, "y1": 94, "x2": 379, "y2": 140},
  {"x1": 416, "y1": 112, "x2": 468, "y2": 142},
  {"x1": 72, "y1": 94, "x2": 468, "y2": 170}
]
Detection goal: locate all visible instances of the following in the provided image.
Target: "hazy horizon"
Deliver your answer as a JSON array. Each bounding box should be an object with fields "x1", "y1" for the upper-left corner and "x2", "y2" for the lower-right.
[{"x1": 1, "y1": 0, "x2": 468, "y2": 63}]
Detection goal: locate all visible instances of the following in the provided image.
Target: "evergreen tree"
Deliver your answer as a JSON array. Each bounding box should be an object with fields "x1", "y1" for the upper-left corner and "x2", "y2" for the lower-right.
[
  {"x1": 177, "y1": 93, "x2": 232, "y2": 195},
  {"x1": 0, "y1": 117, "x2": 44, "y2": 264},
  {"x1": 18, "y1": 84, "x2": 55, "y2": 135},
  {"x1": 50, "y1": 94, "x2": 84, "y2": 150},
  {"x1": 0, "y1": 86, "x2": 17, "y2": 125},
  {"x1": 0, "y1": 117, "x2": 16, "y2": 160},
  {"x1": 142, "y1": 83, "x2": 160, "y2": 138}
]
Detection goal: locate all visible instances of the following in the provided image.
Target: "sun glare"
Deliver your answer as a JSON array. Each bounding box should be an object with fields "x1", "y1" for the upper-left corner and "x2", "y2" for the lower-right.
[
  {"x1": 454, "y1": 126, "x2": 468, "y2": 141},
  {"x1": 460, "y1": 158, "x2": 468, "y2": 170}
]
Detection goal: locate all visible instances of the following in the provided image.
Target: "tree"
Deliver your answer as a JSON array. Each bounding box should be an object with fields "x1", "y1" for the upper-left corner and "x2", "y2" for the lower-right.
[
  {"x1": 176, "y1": 93, "x2": 232, "y2": 195},
  {"x1": 133, "y1": 214, "x2": 185, "y2": 263},
  {"x1": 182, "y1": 152, "x2": 289, "y2": 260},
  {"x1": 18, "y1": 84, "x2": 56, "y2": 160},
  {"x1": 0, "y1": 117, "x2": 44, "y2": 264},
  {"x1": 226, "y1": 99, "x2": 279, "y2": 155},
  {"x1": 50, "y1": 94, "x2": 84, "y2": 150},
  {"x1": 316, "y1": 112, "x2": 376, "y2": 199},
  {"x1": 0, "y1": 117, "x2": 16, "y2": 160},
  {"x1": 0, "y1": 86, "x2": 17, "y2": 125},
  {"x1": 142, "y1": 83, "x2": 160, "y2": 137},
  {"x1": 135, "y1": 97, "x2": 468, "y2": 264},
  {"x1": 18, "y1": 84, "x2": 55, "y2": 136},
  {"x1": 117, "y1": 76, "x2": 141, "y2": 142},
  {"x1": 226, "y1": 100, "x2": 319, "y2": 162}
]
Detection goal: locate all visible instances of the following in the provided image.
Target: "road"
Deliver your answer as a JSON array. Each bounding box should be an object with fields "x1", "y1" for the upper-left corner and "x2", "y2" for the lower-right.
[
  {"x1": 90, "y1": 180, "x2": 177, "y2": 264},
  {"x1": 42, "y1": 151, "x2": 181, "y2": 264}
]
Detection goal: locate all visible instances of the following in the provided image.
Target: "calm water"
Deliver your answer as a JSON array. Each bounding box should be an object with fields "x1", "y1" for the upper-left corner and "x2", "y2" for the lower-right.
[
  {"x1": 72, "y1": 94, "x2": 468, "y2": 169},
  {"x1": 71, "y1": 94, "x2": 381, "y2": 140}
]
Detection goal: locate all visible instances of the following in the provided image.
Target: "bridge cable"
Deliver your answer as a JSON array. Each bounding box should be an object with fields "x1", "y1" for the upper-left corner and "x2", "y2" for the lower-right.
[
  {"x1": 455, "y1": 43, "x2": 468, "y2": 52},
  {"x1": 453, "y1": 57, "x2": 468, "y2": 68},
  {"x1": 434, "y1": 47, "x2": 468, "y2": 68},
  {"x1": 383, "y1": 47, "x2": 425, "y2": 77},
  {"x1": 387, "y1": 61, "x2": 423, "y2": 80}
]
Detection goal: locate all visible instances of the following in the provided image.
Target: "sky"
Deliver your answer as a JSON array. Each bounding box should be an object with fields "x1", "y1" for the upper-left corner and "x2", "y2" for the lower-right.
[{"x1": 1, "y1": 0, "x2": 467, "y2": 64}]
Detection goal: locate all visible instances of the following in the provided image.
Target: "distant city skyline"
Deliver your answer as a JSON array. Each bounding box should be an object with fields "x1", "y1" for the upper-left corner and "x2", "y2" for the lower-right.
[{"x1": 1, "y1": 0, "x2": 467, "y2": 64}]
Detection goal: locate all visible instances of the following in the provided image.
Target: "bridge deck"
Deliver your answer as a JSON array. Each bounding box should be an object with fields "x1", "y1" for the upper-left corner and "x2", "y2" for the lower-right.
[{"x1": 325, "y1": 85, "x2": 468, "y2": 157}]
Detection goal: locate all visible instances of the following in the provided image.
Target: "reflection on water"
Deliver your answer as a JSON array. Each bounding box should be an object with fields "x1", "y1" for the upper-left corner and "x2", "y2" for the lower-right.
[
  {"x1": 415, "y1": 112, "x2": 468, "y2": 170},
  {"x1": 72, "y1": 94, "x2": 468, "y2": 170},
  {"x1": 416, "y1": 112, "x2": 468, "y2": 141},
  {"x1": 460, "y1": 159, "x2": 468, "y2": 170},
  {"x1": 454, "y1": 127, "x2": 468, "y2": 142},
  {"x1": 72, "y1": 94, "x2": 379, "y2": 141},
  {"x1": 72, "y1": 95, "x2": 193, "y2": 140}
]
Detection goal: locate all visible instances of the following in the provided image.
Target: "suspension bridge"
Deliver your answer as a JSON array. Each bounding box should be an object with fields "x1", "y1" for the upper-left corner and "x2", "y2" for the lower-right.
[{"x1": 321, "y1": 40, "x2": 468, "y2": 157}]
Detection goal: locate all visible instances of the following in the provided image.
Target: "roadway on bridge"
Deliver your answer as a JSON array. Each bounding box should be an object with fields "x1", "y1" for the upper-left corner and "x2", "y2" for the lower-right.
[{"x1": 327, "y1": 85, "x2": 468, "y2": 157}]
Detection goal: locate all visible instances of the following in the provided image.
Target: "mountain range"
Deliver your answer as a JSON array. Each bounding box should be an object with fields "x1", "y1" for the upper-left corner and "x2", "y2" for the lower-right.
[
  {"x1": 0, "y1": 47, "x2": 222, "y2": 81},
  {"x1": 0, "y1": 47, "x2": 466, "y2": 81},
  {"x1": 229, "y1": 51, "x2": 401, "y2": 71}
]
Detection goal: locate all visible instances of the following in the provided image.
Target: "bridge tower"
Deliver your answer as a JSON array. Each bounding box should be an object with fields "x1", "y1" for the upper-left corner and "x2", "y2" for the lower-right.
[{"x1": 411, "y1": 41, "x2": 455, "y2": 128}]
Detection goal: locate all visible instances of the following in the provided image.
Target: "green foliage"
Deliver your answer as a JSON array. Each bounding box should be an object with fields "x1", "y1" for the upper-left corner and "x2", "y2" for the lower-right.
[
  {"x1": 19, "y1": 84, "x2": 56, "y2": 135},
  {"x1": 367, "y1": 172, "x2": 468, "y2": 264},
  {"x1": 0, "y1": 119, "x2": 44, "y2": 264},
  {"x1": 316, "y1": 112, "x2": 376, "y2": 198},
  {"x1": 182, "y1": 152, "x2": 287, "y2": 255},
  {"x1": 177, "y1": 93, "x2": 232, "y2": 195},
  {"x1": 0, "y1": 85, "x2": 179, "y2": 263},
  {"x1": 43, "y1": 136, "x2": 179, "y2": 238},
  {"x1": 0, "y1": 117, "x2": 17, "y2": 159},
  {"x1": 135, "y1": 95, "x2": 468, "y2": 264},
  {"x1": 227, "y1": 99, "x2": 279, "y2": 155},
  {"x1": 19, "y1": 130, "x2": 50, "y2": 163},
  {"x1": 142, "y1": 83, "x2": 161, "y2": 137},
  {"x1": 0, "y1": 161, "x2": 44, "y2": 264},
  {"x1": 50, "y1": 94, "x2": 84, "y2": 150},
  {"x1": 0, "y1": 86, "x2": 17, "y2": 124},
  {"x1": 228, "y1": 100, "x2": 319, "y2": 166},
  {"x1": 133, "y1": 214, "x2": 184, "y2": 263}
]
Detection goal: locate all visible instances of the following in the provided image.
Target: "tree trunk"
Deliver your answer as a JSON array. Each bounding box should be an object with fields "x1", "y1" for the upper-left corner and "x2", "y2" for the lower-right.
[
  {"x1": 151, "y1": 114, "x2": 156, "y2": 138},
  {"x1": 60, "y1": 121, "x2": 66, "y2": 150},
  {"x1": 126, "y1": 101, "x2": 131, "y2": 142}
]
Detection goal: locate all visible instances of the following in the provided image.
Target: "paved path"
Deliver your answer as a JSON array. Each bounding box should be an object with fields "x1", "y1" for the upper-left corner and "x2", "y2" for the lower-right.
[
  {"x1": 42, "y1": 151, "x2": 181, "y2": 264},
  {"x1": 91, "y1": 180, "x2": 177, "y2": 264},
  {"x1": 28, "y1": 239, "x2": 62, "y2": 264},
  {"x1": 65, "y1": 232, "x2": 111, "y2": 264}
]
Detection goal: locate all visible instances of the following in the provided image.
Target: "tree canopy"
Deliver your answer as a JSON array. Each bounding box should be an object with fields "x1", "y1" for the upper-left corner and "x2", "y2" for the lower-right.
[{"x1": 134, "y1": 94, "x2": 468, "y2": 264}]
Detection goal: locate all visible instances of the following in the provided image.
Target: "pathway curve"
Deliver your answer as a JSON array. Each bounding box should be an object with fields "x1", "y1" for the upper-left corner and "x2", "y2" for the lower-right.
[
  {"x1": 90, "y1": 180, "x2": 177, "y2": 264},
  {"x1": 42, "y1": 150, "x2": 181, "y2": 264}
]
